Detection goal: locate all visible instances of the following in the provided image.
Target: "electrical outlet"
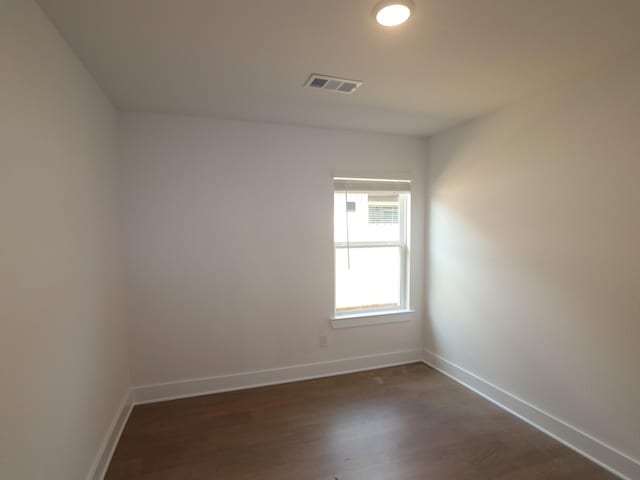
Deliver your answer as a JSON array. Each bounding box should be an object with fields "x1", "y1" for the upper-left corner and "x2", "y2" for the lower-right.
[{"x1": 319, "y1": 335, "x2": 328, "y2": 348}]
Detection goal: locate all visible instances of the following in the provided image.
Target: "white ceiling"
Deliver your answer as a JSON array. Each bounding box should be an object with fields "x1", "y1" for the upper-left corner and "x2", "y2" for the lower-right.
[{"x1": 37, "y1": 0, "x2": 640, "y2": 136}]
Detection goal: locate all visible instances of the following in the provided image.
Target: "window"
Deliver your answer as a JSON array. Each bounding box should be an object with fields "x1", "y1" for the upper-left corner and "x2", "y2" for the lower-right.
[
  {"x1": 333, "y1": 177, "x2": 410, "y2": 317},
  {"x1": 368, "y1": 196, "x2": 399, "y2": 224}
]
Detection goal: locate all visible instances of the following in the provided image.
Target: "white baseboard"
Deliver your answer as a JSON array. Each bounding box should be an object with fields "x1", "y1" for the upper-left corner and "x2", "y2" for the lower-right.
[
  {"x1": 422, "y1": 349, "x2": 640, "y2": 480},
  {"x1": 86, "y1": 388, "x2": 134, "y2": 480},
  {"x1": 133, "y1": 349, "x2": 423, "y2": 404}
]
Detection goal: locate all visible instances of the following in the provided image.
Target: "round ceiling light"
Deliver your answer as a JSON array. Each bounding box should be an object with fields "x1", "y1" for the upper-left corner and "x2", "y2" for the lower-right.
[{"x1": 373, "y1": 1, "x2": 414, "y2": 27}]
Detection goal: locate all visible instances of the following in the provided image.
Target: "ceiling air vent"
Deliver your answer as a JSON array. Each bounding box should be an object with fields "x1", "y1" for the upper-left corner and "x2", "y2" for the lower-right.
[{"x1": 304, "y1": 74, "x2": 363, "y2": 95}]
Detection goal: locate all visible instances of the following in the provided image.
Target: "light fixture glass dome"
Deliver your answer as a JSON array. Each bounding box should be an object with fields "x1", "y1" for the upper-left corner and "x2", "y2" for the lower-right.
[{"x1": 374, "y1": 1, "x2": 414, "y2": 27}]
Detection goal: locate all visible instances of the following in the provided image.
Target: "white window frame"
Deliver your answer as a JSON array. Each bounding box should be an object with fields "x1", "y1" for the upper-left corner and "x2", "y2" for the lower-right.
[{"x1": 332, "y1": 190, "x2": 412, "y2": 322}]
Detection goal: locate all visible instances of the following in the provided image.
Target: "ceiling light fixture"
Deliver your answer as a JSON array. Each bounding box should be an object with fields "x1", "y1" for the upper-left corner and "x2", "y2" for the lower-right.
[{"x1": 373, "y1": 0, "x2": 414, "y2": 27}]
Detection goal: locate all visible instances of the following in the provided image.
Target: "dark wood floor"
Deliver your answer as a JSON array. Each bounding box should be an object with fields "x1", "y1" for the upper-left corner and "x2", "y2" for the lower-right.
[{"x1": 106, "y1": 363, "x2": 614, "y2": 479}]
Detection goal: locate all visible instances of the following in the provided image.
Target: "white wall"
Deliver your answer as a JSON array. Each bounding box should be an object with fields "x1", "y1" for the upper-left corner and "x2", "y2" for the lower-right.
[
  {"x1": 119, "y1": 112, "x2": 427, "y2": 387},
  {"x1": 0, "y1": 1, "x2": 129, "y2": 479},
  {"x1": 426, "y1": 52, "x2": 640, "y2": 465}
]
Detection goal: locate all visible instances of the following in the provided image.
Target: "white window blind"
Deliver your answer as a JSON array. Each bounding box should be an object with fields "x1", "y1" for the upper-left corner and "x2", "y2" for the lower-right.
[{"x1": 334, "y1": 177, "x2": 411, "y2": 193}]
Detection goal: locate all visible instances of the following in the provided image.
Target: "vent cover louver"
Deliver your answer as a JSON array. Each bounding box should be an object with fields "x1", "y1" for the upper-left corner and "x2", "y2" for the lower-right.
[{"x1": 304, "y1": 74, "x2": 363, "y2": 95}]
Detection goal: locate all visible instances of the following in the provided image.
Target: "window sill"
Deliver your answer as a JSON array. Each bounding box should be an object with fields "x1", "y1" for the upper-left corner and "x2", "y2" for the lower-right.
[{"x1": 330, "y1": 309, "x2": 415, "y2": 329}]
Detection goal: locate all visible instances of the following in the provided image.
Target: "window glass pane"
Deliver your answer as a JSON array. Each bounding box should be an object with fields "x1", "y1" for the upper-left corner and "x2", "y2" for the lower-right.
[
  {"x1": 335, "y1": 246, "x2": 401, "y2": 312},
  {"x1": 334, "y1": 192, "x2": 401, "y2": 243}
]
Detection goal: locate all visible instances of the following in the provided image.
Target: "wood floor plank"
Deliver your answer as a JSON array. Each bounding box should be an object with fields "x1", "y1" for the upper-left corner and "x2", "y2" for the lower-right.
[{"x1": 105, "y1": 363, "x2": 615, "y2": 479}]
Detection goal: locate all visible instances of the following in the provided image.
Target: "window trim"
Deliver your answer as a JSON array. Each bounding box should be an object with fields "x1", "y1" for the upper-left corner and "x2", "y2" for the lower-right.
[
  {"x1": 332, "y1": 191, "x2": 411, "y2": 320},
  {"x1": 330, "y1": 308, "x2": 416, "y2": 328}
]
